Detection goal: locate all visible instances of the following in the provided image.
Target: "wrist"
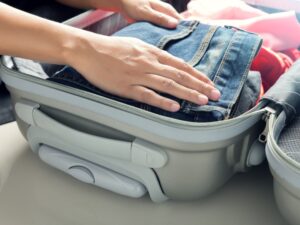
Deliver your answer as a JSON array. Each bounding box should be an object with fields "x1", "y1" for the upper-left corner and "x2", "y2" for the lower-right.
[{"x1": 60, "y1": 28, "x2": 110, "y2": 69}]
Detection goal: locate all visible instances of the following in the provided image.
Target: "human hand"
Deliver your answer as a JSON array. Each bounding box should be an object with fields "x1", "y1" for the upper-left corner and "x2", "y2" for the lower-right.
[
  {"x1": 59, "y1": 0, "x2": 181, "y2": 28},
  {"x1": 119, "y1": 0, "x2": 182, "y2": 28},
  {"x1": 67, "y1": 33, "x2": 220, "y2": 112}
]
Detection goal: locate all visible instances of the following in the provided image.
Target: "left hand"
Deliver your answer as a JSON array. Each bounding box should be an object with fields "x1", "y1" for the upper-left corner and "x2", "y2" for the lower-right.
[{"x1": 119, "y1": 0, "x2": 182, "y2": 28}]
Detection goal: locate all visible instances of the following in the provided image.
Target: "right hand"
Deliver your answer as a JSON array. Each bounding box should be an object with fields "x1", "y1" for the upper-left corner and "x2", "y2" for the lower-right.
[{"x1": 67, "y1": 33, "x2": 221, "y2": 112}]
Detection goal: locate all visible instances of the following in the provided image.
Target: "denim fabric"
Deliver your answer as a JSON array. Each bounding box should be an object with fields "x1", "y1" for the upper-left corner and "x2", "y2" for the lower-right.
[
  {"x1": 49, "y1": 20, "x2": 262, "y2": 122},
  {"x1": 232, "y1": 71, "x2": 262, "y2": 117}
]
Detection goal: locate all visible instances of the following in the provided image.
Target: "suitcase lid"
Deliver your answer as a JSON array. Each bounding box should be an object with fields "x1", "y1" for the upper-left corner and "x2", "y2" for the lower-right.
[{"x1": 259, "y1": 59, "x2": 300, "y2": 181}]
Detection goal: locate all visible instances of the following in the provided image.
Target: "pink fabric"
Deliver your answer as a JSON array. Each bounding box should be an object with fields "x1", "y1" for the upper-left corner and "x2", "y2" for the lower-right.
[
  {"x1": 184, "y1": 0, "x2": 300, "y2": 51},
  {"x1": 186, "y1": 0, "x2": 267, "y2": 20}
]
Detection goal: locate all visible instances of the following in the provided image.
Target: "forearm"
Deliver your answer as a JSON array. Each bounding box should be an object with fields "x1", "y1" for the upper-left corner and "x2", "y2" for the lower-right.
[
  {"x1": 0, "y1": 3, "x2": 105, "y2": 65},
  {"x1": 55, "y1": 0, "x2": 123, "y2": 10}
]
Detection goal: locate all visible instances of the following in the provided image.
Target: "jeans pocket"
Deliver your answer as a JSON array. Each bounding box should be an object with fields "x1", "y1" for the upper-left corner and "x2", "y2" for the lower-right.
[{"x1": 158, "y1": 22, "x2": 218, "y2": 64}]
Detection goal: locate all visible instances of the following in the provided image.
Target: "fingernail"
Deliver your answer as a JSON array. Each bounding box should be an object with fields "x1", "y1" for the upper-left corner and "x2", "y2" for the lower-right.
[
  {"x1": 198, "y1": 95, "x2": 208, "y2": 105},
  {"x1": 168, "y1": 18, "x2": 179, "y2": 27},
  {"x1": 210, "y1": 89, "x2": 221, "y2": 101},
  {"x1": 170, "y1": 103, "x2": 180, "y2": 112}
]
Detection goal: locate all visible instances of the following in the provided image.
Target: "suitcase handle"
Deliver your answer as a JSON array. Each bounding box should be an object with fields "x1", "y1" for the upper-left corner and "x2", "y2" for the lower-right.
[{"x1": 15, "y1": 101, "x2": 167, "y2": 168}]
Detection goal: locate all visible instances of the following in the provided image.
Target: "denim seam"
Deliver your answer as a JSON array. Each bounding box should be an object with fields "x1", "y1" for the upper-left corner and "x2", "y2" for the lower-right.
[
  {"x1": 212, "y1": 31, "x2": 260, "y2": 117},
  {"x1": 227, "y1": 36, "x2": 261, "y2": 116},
  {"x1": 188, "y1": 26, "x2": 218, "y2": 67},
  {"x1": 181, "y1": 29, "x2": 236, "y2": 116},
  {"x1": 212, "y1": 31, "x2": 240, "y2": 89},
  {"x1": 157, "y1": 21, "x2": 199, "y2": 49},
  {"x1": 183, "y1": 26, "x2": 232, "y2": 113},
  {"x1": 214, "y1": 32, "x2": 244, "y2": 115},
  {"x1": 190, "y1": 105, "x2": 228, "y2": 112}
]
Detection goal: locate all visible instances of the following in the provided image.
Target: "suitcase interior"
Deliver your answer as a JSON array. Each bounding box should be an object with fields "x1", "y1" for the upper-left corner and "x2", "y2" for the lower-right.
[{"x1": 265, "y1": 110, "x2": 300, "y2": 225}]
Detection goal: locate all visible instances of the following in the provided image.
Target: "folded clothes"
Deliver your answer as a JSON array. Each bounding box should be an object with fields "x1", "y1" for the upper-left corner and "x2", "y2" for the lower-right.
[
  {"x1": 251, "y1": 46, "x2": 293, "y2": 91},
  {"x1": 184, "y1": 0, "x2": 300, "y2": 51},
  {"x1": 232, "y1": 71, "x2": 262, "y2": 117},
  {"x1": 281, "y1": 48, "x2": 300, "y2": 62},
  {"x1": 185, "y1": 0, "x2": 267, "y2": 20},
  {"x1": 49, "y1": 20, "x2": 262, "y2": 122}
]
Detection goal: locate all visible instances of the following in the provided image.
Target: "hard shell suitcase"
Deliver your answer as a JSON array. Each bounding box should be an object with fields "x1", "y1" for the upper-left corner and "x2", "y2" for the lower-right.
[
  {"x1": 0, "y1": 1, "x2": 300, "y2": 225},
  {"x1": 262, "y1": 59, "x2": 300, "y2": 225}
]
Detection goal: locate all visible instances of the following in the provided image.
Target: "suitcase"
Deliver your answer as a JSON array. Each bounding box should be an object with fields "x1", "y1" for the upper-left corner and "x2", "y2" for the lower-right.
[{"x1": 0, "y1": 1, "x2": 299, "y2": 224}]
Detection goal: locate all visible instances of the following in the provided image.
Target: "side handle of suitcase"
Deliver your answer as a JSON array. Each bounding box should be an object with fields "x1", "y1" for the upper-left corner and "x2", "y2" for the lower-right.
[{"x1": 15, "y1": 100, "x2": 167, "y2": 169}]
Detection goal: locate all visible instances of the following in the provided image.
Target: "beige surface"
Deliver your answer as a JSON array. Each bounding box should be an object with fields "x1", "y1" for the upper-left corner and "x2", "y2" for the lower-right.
[
  {"x1": 0, "y1": 122, "x2": 26, "y2": 191},
  {"x1": 0, "y1": 122, "x2": 287, "y2": 225}
]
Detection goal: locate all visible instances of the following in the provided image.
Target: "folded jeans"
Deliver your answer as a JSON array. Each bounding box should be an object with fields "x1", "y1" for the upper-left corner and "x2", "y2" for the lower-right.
[{"x1": 49, "y1": 20, "x2": 262, "y2": 122}]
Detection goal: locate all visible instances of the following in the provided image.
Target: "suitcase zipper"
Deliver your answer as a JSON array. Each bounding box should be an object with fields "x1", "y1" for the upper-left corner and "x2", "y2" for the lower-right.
[{"x1": 259, "y1": 107, "x2": 277, "y2": 143}]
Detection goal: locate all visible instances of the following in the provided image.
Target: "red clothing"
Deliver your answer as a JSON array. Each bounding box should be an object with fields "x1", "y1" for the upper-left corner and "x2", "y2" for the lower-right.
[{"x1": 251, "y1": 47, "x2": 294, "y2": 91}]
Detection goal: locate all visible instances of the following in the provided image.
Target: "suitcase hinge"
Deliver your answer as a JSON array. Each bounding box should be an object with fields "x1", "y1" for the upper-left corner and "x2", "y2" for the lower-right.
[{"x1": 259, "y1": 107, "x2": 276, "y2": 143}]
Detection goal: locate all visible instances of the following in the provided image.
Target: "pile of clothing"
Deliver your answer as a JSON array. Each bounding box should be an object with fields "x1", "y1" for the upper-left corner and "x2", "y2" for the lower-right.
[
  {"x1": 183, "y1": 0, "x2": 300, "y2": 91},
  {"x1": 18, "y1": 0, "x2": 300, "y2": 122}
]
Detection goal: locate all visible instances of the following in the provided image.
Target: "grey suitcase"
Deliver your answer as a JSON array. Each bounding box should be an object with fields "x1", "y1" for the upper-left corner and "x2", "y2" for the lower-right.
[{"x1": 0, "y1": 2, "x2": 299, "y2": 224}]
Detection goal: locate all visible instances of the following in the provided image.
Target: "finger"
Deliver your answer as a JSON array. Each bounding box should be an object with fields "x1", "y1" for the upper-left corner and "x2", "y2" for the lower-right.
[
  {"x1": 150, "y1": 1, "x2": 183, "y2": 20},
  {"x1": 142, "y1": 74, "x2": 210, "y2": 106},
  {"x1": 157, "y1": 50, "x2": 215, "y2": 86},
  {"x1": 153, "y1": 64, "x2": 220, "y2": 101},
  {"x1": 127, "y1": 86, "x2": 180, "y2": 112},
  {"x1": 143, "y1": 7, "x2": 179, "y2": 28}
]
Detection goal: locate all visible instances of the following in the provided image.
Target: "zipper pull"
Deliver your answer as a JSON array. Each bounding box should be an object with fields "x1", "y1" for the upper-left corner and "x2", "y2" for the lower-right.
[{"x1": 259, "y1": 107, "x2": 276, "y2": 143}]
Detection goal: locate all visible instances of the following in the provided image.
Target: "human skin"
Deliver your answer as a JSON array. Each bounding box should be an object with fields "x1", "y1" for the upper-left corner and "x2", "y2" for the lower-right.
[{"x1": 0, "y1": 1, "x2": 220, "y2": 112}]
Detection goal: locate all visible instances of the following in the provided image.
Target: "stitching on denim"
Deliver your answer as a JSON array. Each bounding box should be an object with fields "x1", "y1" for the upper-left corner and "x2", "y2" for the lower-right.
[
  {"x1": 227, "y1": 35, "x2": 261, "y2": 114},
  {"x1": 188, "y1": 26, "x2": 218, "y2": 67},
  {"x1": 212, "y1": 31, "x2": 240, "y2": 87},
  {"x1": 213, "y1": 31, "x2": 242, "y2": 111},
  {"x1": 219, "y1": 32, "x2": 246, "y2": 111},
  {"x1": 186, "y1": 29, "x2": 237, "y2": 116},
  {"x1": 179, "y1": 24, "x2": 217, "y2": 112},
  {"x1": 213, "y1": 31, "x2": 261, "y2": 117},
  {"x1": 157, "y1": 21, "x2": 199, "y2": 49},
  {"x1": 186, "y1": 27, "x2": 236, "y2": 111},
  {"x1": 190, "y1": 105, "x2": 227, "y2": 113}
]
